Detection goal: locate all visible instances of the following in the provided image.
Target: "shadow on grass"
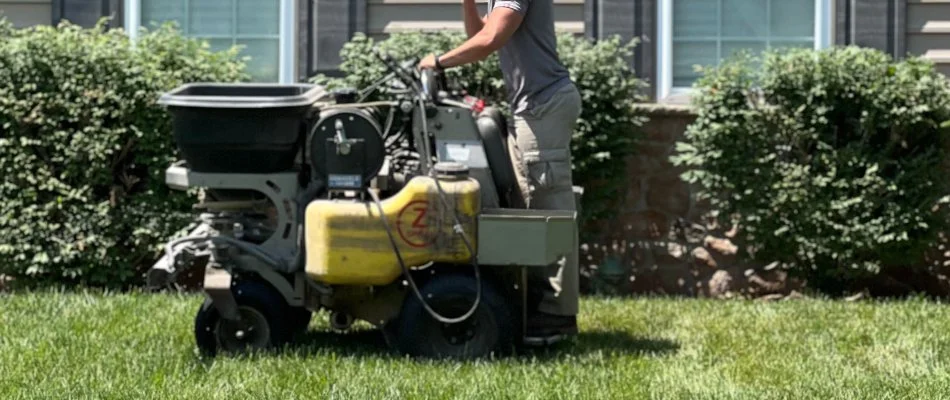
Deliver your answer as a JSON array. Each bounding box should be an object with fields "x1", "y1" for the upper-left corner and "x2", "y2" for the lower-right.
[
  {"x1": 272, "y1": 327, "x2": 679, "y2": 362},
  {"x1": 291, "y1": 328, "x2": 393, "y2": 356},
  {"x1": 530, "y1": 330, "x2": 680, "y2": 359}
]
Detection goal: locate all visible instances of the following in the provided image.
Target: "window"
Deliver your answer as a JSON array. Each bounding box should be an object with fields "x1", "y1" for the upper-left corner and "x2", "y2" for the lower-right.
[
  {"x1": 657, "y1": 0, "x2": 832, "y2": 99},
  {"x1": 125, "y1": 0, "x2": 296, "y2": 83}
]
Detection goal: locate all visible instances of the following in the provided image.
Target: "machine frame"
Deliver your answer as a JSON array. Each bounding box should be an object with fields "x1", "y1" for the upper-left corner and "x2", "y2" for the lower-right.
[{"x1": 147, "y1": 53, "x2": 582, "y2": 357}]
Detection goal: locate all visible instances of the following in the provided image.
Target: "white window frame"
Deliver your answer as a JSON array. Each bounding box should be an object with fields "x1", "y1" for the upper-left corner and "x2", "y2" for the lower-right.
[
  {"x1": 656, "y1": 0, "x2": 833, "y2": 100},
  {"x1": 124, "y1": 0, "x2": 297, "y2": 83}
]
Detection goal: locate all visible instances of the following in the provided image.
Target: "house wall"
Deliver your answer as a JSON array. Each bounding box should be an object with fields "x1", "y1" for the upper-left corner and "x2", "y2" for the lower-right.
[
  {"x1": 906, "y1": 0, "x2": 950, "y2": 76},
  {"x1": 581, "y1": 0, "x2": 950, "y2": 296},
  {"x1": 587, "y1": 0, "x2": 948, "y2": 102},
  {"x1": 309, "y1": 0, "x2": 585, "y2": 77},
  {"x1": 366, "y1": 0, "x2": 583, "y2": 38},
  {"x1": 0, "y1": 0, "x2": 52, "y2": 28},
  {"x1": 33, "y1": 1, "x2": 947, "y2": 83}
]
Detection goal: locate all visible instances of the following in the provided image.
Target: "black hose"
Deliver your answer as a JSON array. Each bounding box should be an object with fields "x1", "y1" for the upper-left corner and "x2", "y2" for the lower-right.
[
  {"x1": 367, "y1": 188, "x2": 481, "y2": 324},
  {"x1": 416, "y1": 97, "x2": 478, "y2": 260},
  {"x1": 417, "y1": 99, "x2": 436, "y2": 173},
  {"x1": 365, "y1": 96, "x2": 481, "y2": 325}
]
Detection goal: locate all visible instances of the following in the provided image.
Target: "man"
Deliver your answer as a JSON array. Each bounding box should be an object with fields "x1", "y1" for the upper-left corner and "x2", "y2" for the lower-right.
[{"x1": 418, "y1": 0, "x2": 582, "y2": 338}]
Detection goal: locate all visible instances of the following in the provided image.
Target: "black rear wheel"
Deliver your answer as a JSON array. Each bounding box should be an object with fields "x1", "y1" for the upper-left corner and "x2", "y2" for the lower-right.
[
  {"x1": 390, "y1": 272, "x2": 515, "y2": 359},
  {"x1": 194, "y1": 281, "x2": 293, "y2": 357}
]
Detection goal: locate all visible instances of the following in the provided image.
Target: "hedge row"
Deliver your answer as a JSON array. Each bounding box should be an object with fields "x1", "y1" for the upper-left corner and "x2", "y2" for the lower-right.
[
  {"x1": 0, "y1": 19, "x2": 247, "y2": 287},
  {"x1": 673, "y1": 47, "x2": 950, "y2": 293}
]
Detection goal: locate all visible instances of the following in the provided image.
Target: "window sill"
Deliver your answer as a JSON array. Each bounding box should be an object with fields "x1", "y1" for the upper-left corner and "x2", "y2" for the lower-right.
[
  {"x1": 632, "y1": 98, "x2": 696, "y2": 117},
  {"x1": 658, "y1": 92, "x2": 694, "y2": 106},
  {"x1": 632, "y1": 89, "x2": 696, "y2": 116}
]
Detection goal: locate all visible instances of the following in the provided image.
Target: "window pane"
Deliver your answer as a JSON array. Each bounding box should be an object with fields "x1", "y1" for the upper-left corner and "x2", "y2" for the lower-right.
[
  {"x1": 142, "y1": 0, "x2": 185, "y2": 30},
  {"x1": 722, "y1": 40, "x2": 766, "y2": 58},
  {"x1": 238, "y1": 39, "x2": 280, "y2": 82},
  {"x1": 141, "y1": 0, "x2": 282, "y2": 82},
  {"x1": 673, "y1": 41, "x2": 717, "y2": 88},
  {"x1": 189, "y1": 0, "x2": 233, "y2": 36},
  {"x1": 722, "y1": 40, "x2": 766, "y2": 71},
  {"x1": 201, "y1": 38, "x2": 235, "y2": 53},
  {"x1": 237, "y1": 0, "x2": 279, "y2": 35},
  {"x1": 770, "y1": 40, "x2": 814, "y2": 52},
  {"x1": 722, "y1": 0, "x2": 767, "y2": 37},
  {"x1": 771, "y1": 0, "x2": 815, "y2": 37},
  {"x1": 673, "y1": 0, "x2": 718, "y2": 38}
]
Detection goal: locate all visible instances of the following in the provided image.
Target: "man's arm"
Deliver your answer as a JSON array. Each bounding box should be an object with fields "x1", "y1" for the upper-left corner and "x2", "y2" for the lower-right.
[
  {"x1": 462, "y1": 0, "x2": 486, "y2": 38},
  {"x1": 433, "y1": 6, "x2": 524, "y2": 69}
]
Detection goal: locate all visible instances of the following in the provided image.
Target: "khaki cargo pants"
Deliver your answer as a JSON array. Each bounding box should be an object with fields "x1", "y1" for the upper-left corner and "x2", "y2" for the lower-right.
[{"x1": 507, "y1": 83, "x2": 582, "y2": 317}]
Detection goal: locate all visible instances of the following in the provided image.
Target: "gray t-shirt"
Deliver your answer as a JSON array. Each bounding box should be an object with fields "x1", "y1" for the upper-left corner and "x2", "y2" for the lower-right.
[{"x1": 488, "y1": 0, "x2": 571, "y2": 115}]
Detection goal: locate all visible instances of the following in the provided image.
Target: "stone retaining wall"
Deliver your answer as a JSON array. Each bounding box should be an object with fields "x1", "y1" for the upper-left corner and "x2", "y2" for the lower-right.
[{"x1": 579, "y1": 104, "x2": 803, "y2": 298}]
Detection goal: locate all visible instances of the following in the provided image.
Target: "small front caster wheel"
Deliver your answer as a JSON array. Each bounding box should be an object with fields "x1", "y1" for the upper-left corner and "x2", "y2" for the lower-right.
[{"x1": 194, "y1": 281, "x2": 292, "y2": 357}]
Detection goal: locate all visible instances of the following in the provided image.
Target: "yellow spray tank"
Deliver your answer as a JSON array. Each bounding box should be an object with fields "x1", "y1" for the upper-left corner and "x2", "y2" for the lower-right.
[{"x1": 305, "y1": 164, "x2": 480, "y2": 286}]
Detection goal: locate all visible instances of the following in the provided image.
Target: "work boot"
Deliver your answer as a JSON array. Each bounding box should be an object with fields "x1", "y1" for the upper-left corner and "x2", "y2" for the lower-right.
[{"x1": 526, "y1": 312, "x2": 577, "y2": 338}]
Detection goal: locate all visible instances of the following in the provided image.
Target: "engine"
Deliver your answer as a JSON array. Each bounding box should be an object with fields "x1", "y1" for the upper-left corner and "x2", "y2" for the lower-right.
[
  {"x1": 308, "y1": 107, "x2": 385, "y2": 190},
  {"x1": 305, "y1": 90, "x2": 422, "y2": 197}
]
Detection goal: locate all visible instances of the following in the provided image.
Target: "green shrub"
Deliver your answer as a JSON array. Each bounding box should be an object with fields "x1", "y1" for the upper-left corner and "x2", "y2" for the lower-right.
[
  {"x1": 0, "y1": 19, "x2": 248, "y2": 287},
  {"x1": 312, "y1": 32, "x2": 647, "y2": 237},
  {"x1": 671, "y1": 47, "x2": 950, "y2": 293}
]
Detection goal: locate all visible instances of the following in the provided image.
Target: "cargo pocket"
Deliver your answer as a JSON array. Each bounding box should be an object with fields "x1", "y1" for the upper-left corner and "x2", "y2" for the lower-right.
[{"x1": 524, "y1": 149, "x2": 573, "y2": 193}]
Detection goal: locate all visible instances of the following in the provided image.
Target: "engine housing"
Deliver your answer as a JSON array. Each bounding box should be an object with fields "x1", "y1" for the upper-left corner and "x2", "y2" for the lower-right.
[{"x1": 308, "y1": 108, "x2": 386, "y2": 190}]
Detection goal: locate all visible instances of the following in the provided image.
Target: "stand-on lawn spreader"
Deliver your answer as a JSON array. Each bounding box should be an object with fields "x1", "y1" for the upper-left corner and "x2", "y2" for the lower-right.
[{"x1": 147, "y1": 52, "x2": 581, "y2": 359}]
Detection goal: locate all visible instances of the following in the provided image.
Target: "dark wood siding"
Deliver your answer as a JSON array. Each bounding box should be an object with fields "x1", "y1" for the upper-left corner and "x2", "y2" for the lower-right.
[
  {"x1": 52, "y1": 0, "x2": 120, "y2": 28},
  {"x1": 310, "y1": 0, "x2": 365, "y2": 77},
  {"x1": 837, "y1": 0, "x2": 904, "y2": 56},
  {"x1": 905, "y1": 0, "x2": 950, "y2": 76},
  {"x1": 298, "y1": 0, "x2": 309, "y2": 81},
  {"x1": 366, "y1": 0, "x2": 582, "y2": 38},
  {"x1": 587, "y1": 0, "x2": 653, "y2": 99},
  {"x1": 0, "y1": 0, "x2": 53, "y2": 28}
]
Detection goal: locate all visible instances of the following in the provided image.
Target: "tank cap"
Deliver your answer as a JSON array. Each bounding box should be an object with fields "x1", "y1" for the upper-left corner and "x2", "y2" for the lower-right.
[{"x1": 434, "y1": 161, "x2": 469, "y2": 178}]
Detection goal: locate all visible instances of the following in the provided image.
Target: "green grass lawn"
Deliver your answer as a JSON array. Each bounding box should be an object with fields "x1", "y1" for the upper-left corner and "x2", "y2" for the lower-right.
[{"x1": 1, "y1": 291, "x2": 950, "y2": 399}]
